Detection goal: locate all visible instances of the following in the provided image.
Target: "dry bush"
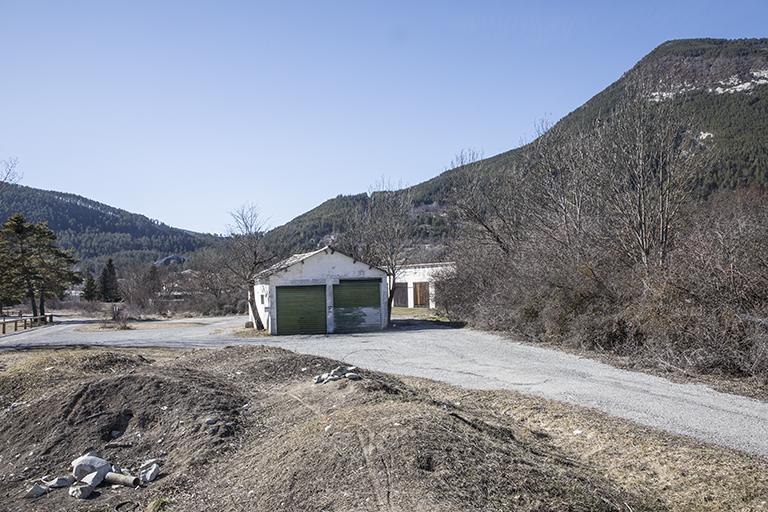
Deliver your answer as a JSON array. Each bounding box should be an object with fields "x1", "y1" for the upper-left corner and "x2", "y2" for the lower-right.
[{"x1": 437, "y1": 87, "x2": 768, "y2": 381}]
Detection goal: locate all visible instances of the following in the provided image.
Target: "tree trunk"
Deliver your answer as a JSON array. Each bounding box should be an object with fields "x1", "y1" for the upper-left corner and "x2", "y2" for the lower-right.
[
  {"x1": 26, "y1": 279, "x2": 38, "y2": 317},
  {"x1": 39, "y1": 286, "x2": 46, "y2": 319}
]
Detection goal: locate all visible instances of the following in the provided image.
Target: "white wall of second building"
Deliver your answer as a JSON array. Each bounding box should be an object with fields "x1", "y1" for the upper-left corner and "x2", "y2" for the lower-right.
[{"x1": 393, "y1": 263, "x2": 454, "y2": 309}]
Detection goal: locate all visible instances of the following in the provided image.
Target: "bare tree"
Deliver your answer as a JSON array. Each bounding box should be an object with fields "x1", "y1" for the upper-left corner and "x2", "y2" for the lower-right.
[
  {"x1": 450, "y1": 150, "x2": 527, "y2": 257},
  {"x1": 222, "y1": 204, "x2": 273, "y2": 328},
  {"x1": 0, "y1": 158, "x2": 19, "y2": 196},
  {"x1": 339, "y1": 179, "x2": 415, "y2": 323},
  {"x1": 590, "y1": 81, "x2": 709, "y2": 277}
]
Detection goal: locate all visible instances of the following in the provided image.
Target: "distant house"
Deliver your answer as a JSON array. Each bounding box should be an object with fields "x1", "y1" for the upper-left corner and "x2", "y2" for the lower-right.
[
  {"x1": 251, "y1": 246, "x2": 388, "y2": 335},
  {"x1": 392, "y1": 262, "x2": 454, "y2": 310}
]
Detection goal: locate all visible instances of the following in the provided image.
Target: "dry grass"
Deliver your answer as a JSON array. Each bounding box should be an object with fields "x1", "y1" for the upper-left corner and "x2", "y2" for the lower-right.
[
  {"x1": 1, "y1": 347, "x2": 765, "y2": 511},
  {"x1": 404, "y1": 376, "x2": 768, "y2": 512},
  {"x1": 391, "y1": 307, "x2": 447, "y2": 321},
  {"x1": 73, "y1": 321, "x2": 206, "y2": 333},
  {"x1": 229, "y1": 327, "x2": 270, "y2": 338}
]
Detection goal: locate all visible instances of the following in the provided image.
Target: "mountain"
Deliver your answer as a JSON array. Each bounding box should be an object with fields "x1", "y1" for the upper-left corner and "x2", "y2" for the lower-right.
[
  {"x1": 0, "y1": 183, "x2": 215, "y2": 267},
  {"x1": 264, "y1": 38, "x2": 768, "y2": 256},
  {"x1": 3, "y1": 39, "x2": 766, "y2": 265}
]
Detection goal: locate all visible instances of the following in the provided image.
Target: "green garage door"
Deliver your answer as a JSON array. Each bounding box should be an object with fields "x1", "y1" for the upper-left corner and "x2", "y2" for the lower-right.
[
  {"x1": 276, "y1": 285, "x2": 327, "y2": 335},
  {"x1": 333, "y1": 279, "x2": 382, "y2": 333}
]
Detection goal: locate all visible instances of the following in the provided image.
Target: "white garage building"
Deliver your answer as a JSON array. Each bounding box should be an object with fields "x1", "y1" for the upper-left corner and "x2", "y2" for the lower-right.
[{"x1": 251, "y1": 246, "x2": 388, "y2": 335}]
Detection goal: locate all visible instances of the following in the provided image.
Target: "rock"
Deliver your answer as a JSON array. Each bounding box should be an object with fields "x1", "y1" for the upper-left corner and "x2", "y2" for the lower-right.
[
  {"x1": 68, "y1": 482, "x2": 94, "y2": 499},
  {"x1": 81, "y1": 466, "x2": 110, "y2": 487},
  {"x1": 204, "y1": 417, "x2": 218, "y2": 425},
  {"x1": 71, "y1": 453, "x2": 110, "y2": 480},
  {"x1": 139, "y1": 463, "x2": 160, "y2": 483},
  {"x1": 345, "y1": 372, "x2": 362, "y2": 380},
  {"x1": 24, "y1": 482, "x2": 48, "y2": 498},
  {"x1": 140, "y1": 458, "x2": 162, "y2": 469},
  {"x1": 41, "y1": 475, "x2": 75, "y2": 488}
]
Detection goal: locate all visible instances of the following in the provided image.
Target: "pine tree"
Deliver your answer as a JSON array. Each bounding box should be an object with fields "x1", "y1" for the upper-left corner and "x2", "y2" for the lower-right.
[
  {"x1": 0, "y1": 239, "x2": 23, "y2": 314},
  {"x1": 31, "y1": 222, "x2": 81, "y2": 316},
  {"x1": 0, "y1": 214, "x2": 81, "y2": 316},
  {"x1": 82, "y1": 272, "x2": 97, "y2": 302},
  {"x1": 1, "y1": 214, "x2": 44, "y2": 316},
  {"x1": 146, "y1": 265, "x2": 162, "y2": 295},
  {"x1": 98, "y1": 258, "x2": 120, "y2": 302}
]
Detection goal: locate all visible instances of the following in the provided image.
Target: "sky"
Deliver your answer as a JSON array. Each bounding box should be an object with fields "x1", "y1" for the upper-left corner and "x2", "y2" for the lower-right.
[{"x1": 1, "y1": 1, "x2": 766, "y2": 234}]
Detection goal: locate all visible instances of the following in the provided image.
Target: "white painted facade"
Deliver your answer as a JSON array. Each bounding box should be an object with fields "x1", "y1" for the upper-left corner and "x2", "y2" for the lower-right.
[
  {"x1": 393, "y1": 262, "x2": 454, "y2": 309},
  {"x1": 251, "y1": 247, "x2": 388, "y2": 335}
]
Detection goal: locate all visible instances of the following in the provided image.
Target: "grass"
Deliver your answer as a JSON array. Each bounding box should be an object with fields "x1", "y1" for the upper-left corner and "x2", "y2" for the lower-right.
[
  {"x1": 73, "y1": 321, "x2": 207, "y2": 333},
  {"x1": 391, "y1": 306, "x2": 449, "y2": 321},
  {"x1": 405, "y1": 376, "x2": 768, "y2": 511},
  {"x1": 230, "y1": 327, "x2": 270, "y2": 338}
]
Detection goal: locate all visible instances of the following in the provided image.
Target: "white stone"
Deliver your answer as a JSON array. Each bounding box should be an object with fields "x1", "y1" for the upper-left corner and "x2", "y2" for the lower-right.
[
  {"x1": 68, "y1": 482, "x2": 93, "y2": 499},
  {"x1": 139, "y1": 463, "x2": 160, "y2": 483}
]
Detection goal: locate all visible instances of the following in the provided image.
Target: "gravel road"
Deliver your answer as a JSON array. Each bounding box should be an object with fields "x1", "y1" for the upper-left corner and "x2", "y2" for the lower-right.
[{"x1": 2, "y1": 315, "x2": 767, "y2": 458}]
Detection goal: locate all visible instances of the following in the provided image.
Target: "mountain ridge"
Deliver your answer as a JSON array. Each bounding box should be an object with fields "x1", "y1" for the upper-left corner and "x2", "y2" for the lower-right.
[
  {"x1": 262, "y1": 37, "x2": 768, "y2": 255},
  {"x1": 2, "y1": 38, "x2": 766, "y2": 264},
  {"x1": 0, "y1": 183, "x2": 215, "y2": 266}
]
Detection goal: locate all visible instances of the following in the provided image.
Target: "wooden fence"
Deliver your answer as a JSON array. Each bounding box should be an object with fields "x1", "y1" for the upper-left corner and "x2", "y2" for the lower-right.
[{"x1": 0, "y1": 315, "x2": 54, "y2": 335}]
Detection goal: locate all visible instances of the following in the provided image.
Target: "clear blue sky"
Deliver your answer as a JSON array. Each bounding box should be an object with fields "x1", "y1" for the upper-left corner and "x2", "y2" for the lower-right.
[{"x1": 1, "y1": 1, "x2": 765, "y2": 233}]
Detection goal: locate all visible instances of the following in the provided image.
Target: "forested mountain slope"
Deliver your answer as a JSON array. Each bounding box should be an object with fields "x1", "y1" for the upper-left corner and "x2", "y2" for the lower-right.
[
  {"x1": 264, "y1": 38, "x2": 768, "y2": 255},
  {"x1": 0, "y1": 184, "x2": 215, "y2": 265},
  {"x1": 2, "y1": 39, "x2": 765, "y2": 264}
]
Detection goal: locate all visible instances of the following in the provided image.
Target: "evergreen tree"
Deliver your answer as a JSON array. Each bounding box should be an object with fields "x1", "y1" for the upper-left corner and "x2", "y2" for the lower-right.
[
  {"x1": 0, "y1": 240, "x2": 23, "y2": 314},
  {"x1": 146, "y1": 265, "x2": 162, "y2": 295},
  {"x1": 0, "y1": 214, "x2": 80, "y2": 316},
  {"x1": 1, "y1": 214, "x2": 44, "y2": 315},
  {"x1": 82, "y1": 272, "x2": 97, "y2": 302},
  {"x1": 98, "y1": 258, "x2": 120, "y2": 302},
  {"x1": 31, "y1": 222, "x2": 81, "y2": 316}
]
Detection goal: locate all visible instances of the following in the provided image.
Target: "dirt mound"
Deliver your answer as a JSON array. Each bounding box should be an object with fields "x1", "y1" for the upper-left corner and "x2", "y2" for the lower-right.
[
  {"x1": 72, "y1": 352, "x2": 153, "y2": 373},
  {"x1": 0, "y1": 347, "x2": 661, "y2": 511}
]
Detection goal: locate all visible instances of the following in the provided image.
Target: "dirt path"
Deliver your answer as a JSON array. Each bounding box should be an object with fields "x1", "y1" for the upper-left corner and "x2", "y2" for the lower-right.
[{"x1": 2, "y1": 316, "x2": 767, "y2": 459}]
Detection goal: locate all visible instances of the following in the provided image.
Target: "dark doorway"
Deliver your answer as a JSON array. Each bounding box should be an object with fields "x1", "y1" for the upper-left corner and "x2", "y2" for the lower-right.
[
  {"x1": 393, "y1": 283, "x2": 408, "y2": 307},
  {"x1": 413, "y1": 282, "x2": 430, "y2": 308}
]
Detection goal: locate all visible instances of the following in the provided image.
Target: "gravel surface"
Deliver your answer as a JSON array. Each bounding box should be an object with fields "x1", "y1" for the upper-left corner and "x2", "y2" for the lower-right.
[{"x1": 3, "y1": 316, "x2": 767, "y2": 458}]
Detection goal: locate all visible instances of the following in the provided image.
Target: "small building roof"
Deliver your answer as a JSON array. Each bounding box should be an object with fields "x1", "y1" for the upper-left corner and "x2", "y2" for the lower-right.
[{"x1": 256, "y1": 246, "x2": 385, "y2": 279}]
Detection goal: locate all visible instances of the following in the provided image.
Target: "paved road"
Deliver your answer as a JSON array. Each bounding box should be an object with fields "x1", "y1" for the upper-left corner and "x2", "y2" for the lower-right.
[{"x1": 2, "y1": 316, "x2": 767, "y2": 458}]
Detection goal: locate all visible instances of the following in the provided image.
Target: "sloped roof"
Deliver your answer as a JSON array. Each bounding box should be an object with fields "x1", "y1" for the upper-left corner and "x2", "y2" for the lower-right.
[{"x1": 256, "y1": 246, "x2": 385, "y2": 279}]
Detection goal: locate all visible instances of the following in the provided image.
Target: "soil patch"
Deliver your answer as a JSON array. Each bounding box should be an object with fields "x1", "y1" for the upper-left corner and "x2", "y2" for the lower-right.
[{"x1": 0, "y1": 346, "x2": 660, "y2": 511}]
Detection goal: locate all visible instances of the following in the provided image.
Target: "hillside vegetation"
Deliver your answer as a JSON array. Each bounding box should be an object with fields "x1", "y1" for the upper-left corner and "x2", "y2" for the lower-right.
[
  {"x1": 265, "y1": 38, "x2": 768, "y2": 257},
  {"x1": 435, "y1": 38, "x2": 768, "y2": 386},
  {"x1": 0, "y1": 184, "x2": 215, "y2": 266}
]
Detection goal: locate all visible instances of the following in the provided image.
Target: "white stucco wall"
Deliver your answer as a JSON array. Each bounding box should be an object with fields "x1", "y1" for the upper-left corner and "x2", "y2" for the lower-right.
[
  {"x1": 393, "y1": 262, "x2": 454, "y2": 309},
  {"x1": 253, "y1": 283, "x2": 271, "y2": 331},
  {"x1": 255, "y1": 248, "x2": 388, "y2": 334}
]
